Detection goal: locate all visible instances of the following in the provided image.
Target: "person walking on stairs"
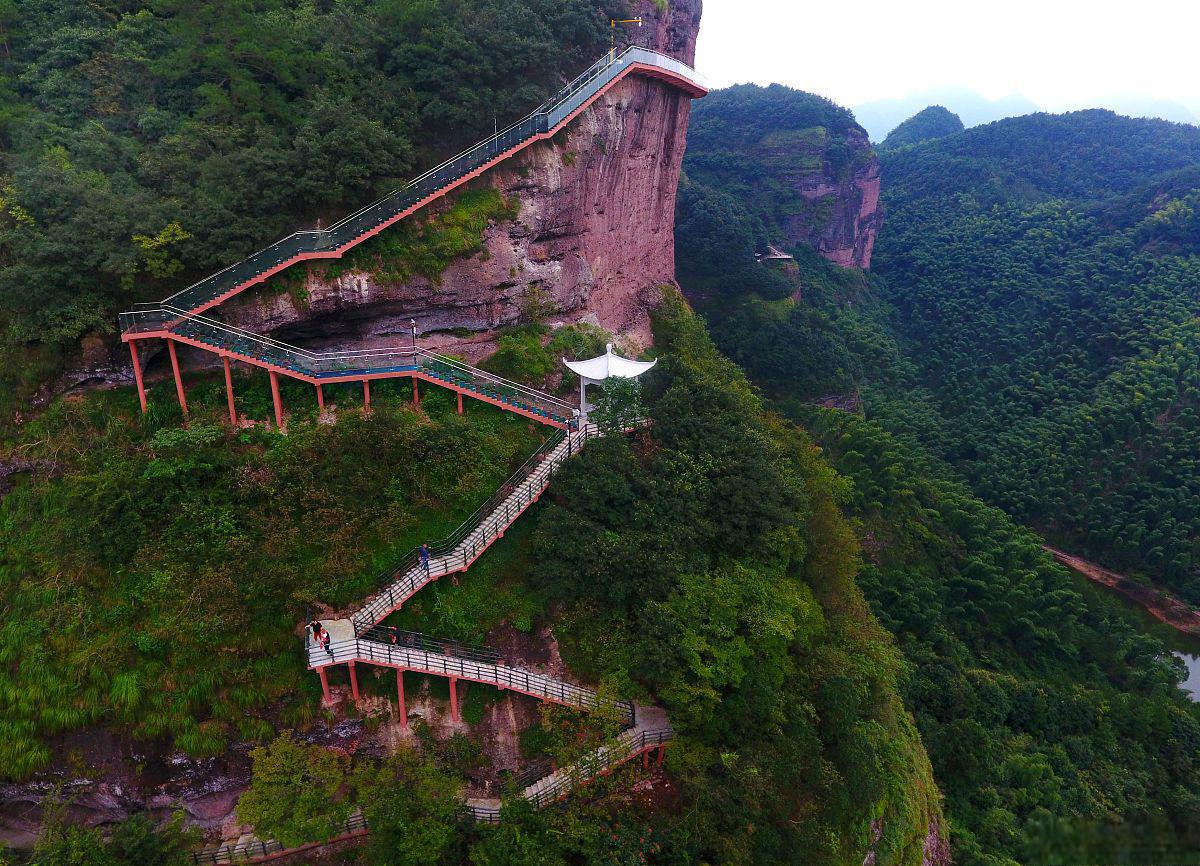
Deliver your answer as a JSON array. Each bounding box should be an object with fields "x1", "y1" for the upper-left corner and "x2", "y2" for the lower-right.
[{"x1": 419, "y1": 543, "x2": 431, "y2": 576}]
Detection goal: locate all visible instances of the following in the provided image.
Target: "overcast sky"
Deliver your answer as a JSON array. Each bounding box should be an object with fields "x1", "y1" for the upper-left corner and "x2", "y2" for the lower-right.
[{"x1": 694, "y1": 0, "x2": 1200, "y2": 114}]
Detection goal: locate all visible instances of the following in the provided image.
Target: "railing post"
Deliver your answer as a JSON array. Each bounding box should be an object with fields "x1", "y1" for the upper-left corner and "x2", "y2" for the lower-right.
[
  {"x1": 128, "y1": 339, "x2": 148, "y2": 413},
  {"x1": 396, "y1": 669, "x2": 407, "y2": 727}
]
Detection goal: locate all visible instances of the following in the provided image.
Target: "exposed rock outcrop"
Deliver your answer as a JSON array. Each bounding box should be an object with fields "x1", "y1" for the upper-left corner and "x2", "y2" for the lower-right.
[
  {"x1": 780, "y1": 126, "x2": 882, "y2": 269},
  {"x1": 681, "y1": 82, "x2": 882, "y2": 272},
  {"x1": 219, "y1": 0, "x2": 703, "y2": 359}
]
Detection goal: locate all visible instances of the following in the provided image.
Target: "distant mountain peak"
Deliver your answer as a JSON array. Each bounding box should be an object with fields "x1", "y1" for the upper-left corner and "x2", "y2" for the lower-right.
[
  {"x1": 880, "y1": 106, "x2": 965, "y2": 150},
  {"x1": 853, "y1": 87, "x2": 1040, "y2": 141}
]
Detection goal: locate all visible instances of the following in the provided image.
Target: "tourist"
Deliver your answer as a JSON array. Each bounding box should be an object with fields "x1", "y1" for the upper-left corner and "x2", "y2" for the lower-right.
[{"x1": 419, "y1": 543, "x2": 431, "y2": 574}]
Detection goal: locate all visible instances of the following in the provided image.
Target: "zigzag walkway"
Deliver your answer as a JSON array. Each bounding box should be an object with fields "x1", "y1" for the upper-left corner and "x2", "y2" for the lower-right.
[
  {"x1": 305, "y1": 421, "x2": 674, "y2": 826},
  {"x1": 118, "y1": 45, "x2": 703, "y2": 428}
]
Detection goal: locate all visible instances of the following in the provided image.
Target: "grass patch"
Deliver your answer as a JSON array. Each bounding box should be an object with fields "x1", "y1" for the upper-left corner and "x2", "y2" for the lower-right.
[
  {"x1": 326, "y1": 186, "x2": 518, "y2": 285},
  {"x1": 384, "y1": 512, "x2": 546, "y2": 644},
  {"x1": 0, "y1": 377, "x2": 546, "y2": 778}
]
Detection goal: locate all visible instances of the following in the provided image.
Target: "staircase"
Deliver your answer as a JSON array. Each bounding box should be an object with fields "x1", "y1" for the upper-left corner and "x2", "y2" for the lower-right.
[
  {"x1": 308, "y1": 634, "x2": 634, "y2": 724},
  {"x1": 123, "y1": 46, "x2": 704, "y2": 323},
  {"x1": 349, "y1": 425, "x2": 596, "y2": 633},
  {"x1": 119, "y1": 305, "x2": 577, "y2": 426}
]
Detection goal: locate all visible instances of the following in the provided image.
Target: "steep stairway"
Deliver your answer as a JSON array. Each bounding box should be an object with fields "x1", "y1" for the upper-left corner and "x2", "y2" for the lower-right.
[
  {"x1": 122, "y1": 47, "x2": 704, "y2": 322},
  {"x1": 349, "y1": 425, "x2": 593, "y2": 633}
]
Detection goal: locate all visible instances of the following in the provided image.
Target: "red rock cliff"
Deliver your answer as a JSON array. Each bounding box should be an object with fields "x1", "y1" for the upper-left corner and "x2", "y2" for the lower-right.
[
  {"x1": 222, "y1": 0, "x2": 704, "y2": 358},
  {"x1": 784, "y1": 126, "x2": 881, "y2": 269}
]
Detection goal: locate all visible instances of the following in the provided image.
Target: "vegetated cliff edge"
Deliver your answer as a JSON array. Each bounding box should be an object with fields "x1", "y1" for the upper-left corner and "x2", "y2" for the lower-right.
[
  {"x1": 218, "y1": 0, "x2": 704, "y2": 359},
  {"x1": 679, "y1": 82, "x2": 881, "y2": 272}
]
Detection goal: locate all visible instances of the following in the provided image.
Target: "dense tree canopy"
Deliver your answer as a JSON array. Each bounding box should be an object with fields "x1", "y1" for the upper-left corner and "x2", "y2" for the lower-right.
[
  {"x1": 676, "y1": 85, "x2": 1200, "y2": 864},
  {"x1": 879, "y1": 106, "x2": 963, "y2": 150},
  {"x1": 873, "y1": 110, "x2": 1200, "y2": 602}
]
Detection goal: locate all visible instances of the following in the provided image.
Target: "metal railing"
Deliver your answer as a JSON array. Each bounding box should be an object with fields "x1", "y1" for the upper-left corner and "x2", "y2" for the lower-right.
[
  {"x1": 358, "y1": 625, "x2": 501, "y2": 665},
  {"x1": 310, "y1": 635, "x2": 634, "y2": 725},
  {"x1": 118, "y1": 304, "x2": 577, "y2": 423},
  {"x1": 141, "y1": 47, "x2": 701, "y2": 315},
  {"x1": 350, "y1": 424, "x2": 599, "y2": 632},
  {"x1": 192, "y1": 811, "x2": 367, "y2": 864},
  {"x1": 523, "y1": 728, "x2": 672, "y2": 809}
]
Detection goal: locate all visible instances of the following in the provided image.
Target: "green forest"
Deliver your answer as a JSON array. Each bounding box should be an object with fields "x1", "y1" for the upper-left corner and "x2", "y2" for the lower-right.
[
  {"x1": 1, "y1": 295, "x2": 945, "y2": 866},
  {"x1": 6, "y1": 1, "x2": 1200, "y2": 864},
  {"x1": 676, "y1": 85, "x2": 1200, "y2": 865},
  {"x1": 872, "y1": 111, "x2": 1200, "y2": 604}
]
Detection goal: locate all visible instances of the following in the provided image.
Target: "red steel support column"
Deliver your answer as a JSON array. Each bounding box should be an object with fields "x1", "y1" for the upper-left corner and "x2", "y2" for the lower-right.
[
  {"x1": 412, "y1": 378, "x2": 420, "y2": 406},
  {"x1": 656, "y1": 745, "x2": 665, "y2": 767},
  {"x1": 396, "y1": 669, "x2": 407, "y2": 727},
  {"x1": 318, "y1": 667, "x2": 332, "y2": 704},
  {"x1": 166, "y1": 339, "x2": 188, "y2": 416},
  {"x1": 348, "y1": 661, "x2": 360, "y2": 702},
  {"x1": 128, "y1": 340, "x2": 147, "y2": 413},
  {"x1": 456, "y1": 390, "x2": 463, "y2": 415},
  {"x1": 643, "y1": 750, "x2": 650, "y2": 770},
  {"x1": 448, "y1": 676, "x2": 459, "y2": 722},
  {"x1": 363, "y1": 380, "x2": 371, "y2": 412},
  {"x1": 269, "y1": 370, "x2": 284, "y2": 429},
  {"x1": 316, "y1": 384, "x2": 325, "y2": 411},
  {"x1": 222, "y1": 356, "x2": 237, "y2": 425}
]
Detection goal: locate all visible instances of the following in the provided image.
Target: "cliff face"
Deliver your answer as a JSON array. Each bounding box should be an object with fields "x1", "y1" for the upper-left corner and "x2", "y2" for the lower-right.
[
  {"x1": 680, "y1": 82, "x2": 882, "y2": 272},
  {"x1": 220, "y1": 0, "x2": 703, "y2": 359},
  {"x1": 778, "y1": 126, "x2": 882, "y2": 269}
]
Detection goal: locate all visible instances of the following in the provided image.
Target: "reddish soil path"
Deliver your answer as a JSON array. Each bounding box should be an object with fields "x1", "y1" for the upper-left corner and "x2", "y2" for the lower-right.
[{"x1": 1044, "y1": 545, "x2": 1200, "y2": 638}]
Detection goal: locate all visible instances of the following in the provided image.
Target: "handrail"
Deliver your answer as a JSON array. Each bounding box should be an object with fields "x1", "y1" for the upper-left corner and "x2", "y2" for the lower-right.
[
  {"x1": 349, "y1": 424, "x2": 599, "y2": 633},
  {"x1": 310, "y1": 635, "x2": 635, "y2": 724},
  {"x1": 357, "y1": 625, "x2": 501, "y2": 666},
  {"x1": 144, "y1": 47, "x2": 702, "y2": 315},
  {"x1": 119, "y1": 305, "x2": 576, "y2": 416},
  {"x1": 191, "y1": 811, "x2": 367, "y2": 864},
  {"x1": 522, "y1": 727, "x2": 673, "y2": 810}
]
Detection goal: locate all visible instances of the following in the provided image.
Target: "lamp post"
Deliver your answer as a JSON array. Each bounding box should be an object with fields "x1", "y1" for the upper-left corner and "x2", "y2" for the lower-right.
[
  {"x1": 610, "y1": 16, "x2": 642, "y2": 63},
  {"x1": 410, "y1": 318, "x2": 417, "y2": 353}
]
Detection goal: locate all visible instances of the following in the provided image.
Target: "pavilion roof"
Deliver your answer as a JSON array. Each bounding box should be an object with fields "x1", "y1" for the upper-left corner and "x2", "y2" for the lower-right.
[{"x1": 563, "y1": 343, "x2": 656, "y2": 381}]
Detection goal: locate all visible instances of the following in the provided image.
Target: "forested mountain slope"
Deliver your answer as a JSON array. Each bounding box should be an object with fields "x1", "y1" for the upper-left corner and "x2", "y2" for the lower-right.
[
  {"x1": 0, "y1": 292, "x2": 948, "y2": 865},
  {"x1": 873, "y1": 110, "x2": 1200, "y2": 603},
  {"x1": 879, "y1": 106, "x2": 963, "y2": 150},
  {"x1": 676, "y1": 87, "x2": 1200, "y2": 865}
]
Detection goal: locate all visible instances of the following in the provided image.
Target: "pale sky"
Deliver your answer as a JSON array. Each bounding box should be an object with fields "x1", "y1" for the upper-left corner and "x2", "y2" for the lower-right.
[{"x1": 695, "y1": 0, "x2": 1200, "y2": 115}]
